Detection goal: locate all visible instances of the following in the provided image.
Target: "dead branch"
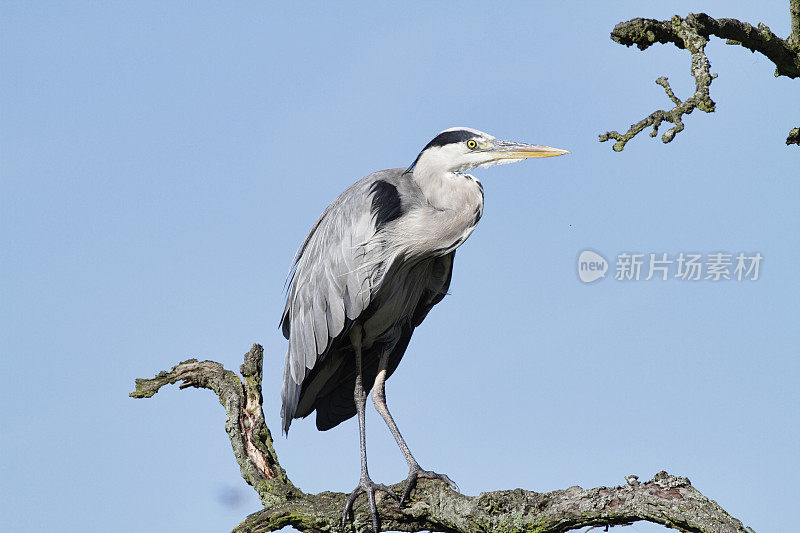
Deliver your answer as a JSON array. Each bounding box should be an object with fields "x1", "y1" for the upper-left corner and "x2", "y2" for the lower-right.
[
  {"x1": 600, "y1": 8, "x2": 800, "y2": 151},
  {"x1": 131, "y1": 344, "x2": 755, "y2": 533}
]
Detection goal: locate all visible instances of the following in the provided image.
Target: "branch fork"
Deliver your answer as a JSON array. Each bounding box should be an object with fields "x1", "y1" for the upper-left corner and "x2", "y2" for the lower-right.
[
  {"x1": 600, "y1": 10, "x2": 800, "y2": 150},
  {"x1": 132, "y1": 344, "x2": 754, "y2": 532}
]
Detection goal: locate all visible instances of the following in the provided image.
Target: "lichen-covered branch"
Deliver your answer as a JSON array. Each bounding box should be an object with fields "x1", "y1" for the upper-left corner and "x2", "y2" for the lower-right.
[
  {"x1": 236, "y1": 471, "x2": 756, "y2": 533},
  {"x1": 132, "y1": 345, "x2": 754, "y2": 533},
  {"x1": 599, "y1": 15, "x2": 717, "y2": 151},
  {"x1": 600, "y1": 10, "x2": 800, "y2": 151},
  {"x1": 130, "y1": 344, "x2": 297, "y2": 507},
  {"x1": 699, "y1": 14, "x2": 799, "y2": 78},
  {"x1": 788, "y1": 126, "x2": 800, "y2": 145}
]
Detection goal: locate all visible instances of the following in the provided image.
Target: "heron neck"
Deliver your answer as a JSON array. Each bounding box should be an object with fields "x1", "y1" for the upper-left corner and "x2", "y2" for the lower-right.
[
  {"x1": 404, "y1": 167, "x2": 484, "y2": 257},
  {"x1": 412, "y1": 168, "x2": 479, "y2": 211}
]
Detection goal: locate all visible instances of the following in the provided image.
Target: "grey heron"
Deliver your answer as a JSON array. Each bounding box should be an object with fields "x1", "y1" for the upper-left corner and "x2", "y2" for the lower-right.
[{"x1": 280, "y1": 127, "x2": 568, "y2": 531}]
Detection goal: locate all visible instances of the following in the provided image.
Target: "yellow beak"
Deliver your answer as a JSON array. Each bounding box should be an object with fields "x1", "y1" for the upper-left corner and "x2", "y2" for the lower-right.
[{"x1": 491, "y1": 140, "x2": 570, "y2": 159}]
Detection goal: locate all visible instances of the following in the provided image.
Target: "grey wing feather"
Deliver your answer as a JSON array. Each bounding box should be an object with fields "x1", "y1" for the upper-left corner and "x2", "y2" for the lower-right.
[
  {"x1": 312, "y1": 251, "x2": 455, "y2": 431},
  {"x1": 280, "y1": 169, "x2": 404, "y2": 431}
]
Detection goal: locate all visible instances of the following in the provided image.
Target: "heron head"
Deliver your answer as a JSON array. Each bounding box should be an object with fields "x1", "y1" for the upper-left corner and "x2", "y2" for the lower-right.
[{"x1": 409, "y1": 127, "x2": 568, "y2": 176}]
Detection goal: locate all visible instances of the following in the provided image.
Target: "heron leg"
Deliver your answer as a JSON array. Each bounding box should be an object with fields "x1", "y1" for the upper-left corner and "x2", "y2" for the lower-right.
[
  {"x1": 341, "y1": 325, "x2": 398, "y2": 532},
  {"x1": 372, "y1": 353, "x2": 459, "y2": 505}
]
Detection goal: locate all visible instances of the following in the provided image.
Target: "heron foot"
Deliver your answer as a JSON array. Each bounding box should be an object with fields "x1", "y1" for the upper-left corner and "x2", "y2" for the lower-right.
[
  {"x1": 400, "y1": 465, "x2": 459, "y2": 505},
  {"x1": 341, "y1": 476, "x2": 399, "y2": 532}
]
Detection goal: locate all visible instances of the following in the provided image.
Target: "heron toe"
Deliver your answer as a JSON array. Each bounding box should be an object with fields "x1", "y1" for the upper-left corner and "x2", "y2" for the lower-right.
[
  {"x1": 341, "y1": 476, "x2": 399, "y2": 532},
  {"x1": 400, "y1": 465, "x2": 459, "y2": 505}
]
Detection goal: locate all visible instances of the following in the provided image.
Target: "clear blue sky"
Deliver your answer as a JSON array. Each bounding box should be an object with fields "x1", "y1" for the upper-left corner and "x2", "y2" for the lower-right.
[{"x1": 2, "y1": 2, "x2": 798, "y2": 532}]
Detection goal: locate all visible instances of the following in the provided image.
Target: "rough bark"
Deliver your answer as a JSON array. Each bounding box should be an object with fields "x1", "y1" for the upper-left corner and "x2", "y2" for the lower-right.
[
  {"x1": 600, "y1": 7, "x2": 800, "y2": 151},
  {"x1": 131, "y1": 344, "x2": 755, "y2": 533}
]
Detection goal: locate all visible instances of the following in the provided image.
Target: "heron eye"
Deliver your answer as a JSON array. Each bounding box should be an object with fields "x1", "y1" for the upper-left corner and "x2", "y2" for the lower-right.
[{"x1": 466, "y1": 139, "x2": 478, "y2": 150}]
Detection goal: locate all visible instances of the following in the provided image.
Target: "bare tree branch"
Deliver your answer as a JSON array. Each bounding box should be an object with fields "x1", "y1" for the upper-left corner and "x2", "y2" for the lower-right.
[
  {"x1": 131, "y1": 344, "x2": 755, "y2": 533},
  {"x1": 131, "y1": 345, "x2": 297, "y2": 507},
  {"x1": 600, "y1": 10, "x2": 800, "y2": 151},
  {"x1": 598, "y1": 15, "x2": 717, "y2": 151}
]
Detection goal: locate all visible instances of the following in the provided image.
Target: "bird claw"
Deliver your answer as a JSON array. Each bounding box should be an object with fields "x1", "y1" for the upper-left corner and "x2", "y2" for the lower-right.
[
  {"x1": 400, "y1": 467, "x2": 459, "y2": 505},
  {"x1": 341, "y1": 477, "x2": 399, "y2": 532}
]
